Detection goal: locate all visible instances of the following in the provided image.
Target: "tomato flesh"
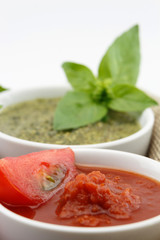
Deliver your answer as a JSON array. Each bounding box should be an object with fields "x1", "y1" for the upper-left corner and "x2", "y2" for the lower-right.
[
  {"x1": 0, "y1": 148, "x2": 77, "y2": 206},
  {"x1": 56, "y1": 171, "x2": 141, "y2": 226}
]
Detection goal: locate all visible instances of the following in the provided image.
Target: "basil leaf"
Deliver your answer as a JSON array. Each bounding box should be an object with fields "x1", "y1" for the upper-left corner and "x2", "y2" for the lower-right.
[
  {"x1": 54, "y1": 91, "x2": 107, "y2": 130},
  {"x1": 98, "y1": 25, "x2": 140, "y2": 85},
  {"x1": 0, "y1": 86, "x2": 8, "y2": 108},
  {"x1": 62, "y1": 62, "x2": 96, "y2": 92},
  {"x1": 108, "y1": 84, "x2": 158, "y2": 112},
  {"x1": 0, "y1": 86, "x2": 7, "y2": 92}
]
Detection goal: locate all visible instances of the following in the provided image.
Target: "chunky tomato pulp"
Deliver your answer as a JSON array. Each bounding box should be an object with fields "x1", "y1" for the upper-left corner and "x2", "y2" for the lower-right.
[{"x1": 5, "y1": 166, "x2": 160, "y2": 227}]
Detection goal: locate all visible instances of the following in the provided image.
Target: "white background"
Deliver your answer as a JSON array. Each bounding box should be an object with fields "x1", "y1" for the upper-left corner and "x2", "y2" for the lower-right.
[{"x1": 0, "y1": 0, "x2": 160, "y2": 96}]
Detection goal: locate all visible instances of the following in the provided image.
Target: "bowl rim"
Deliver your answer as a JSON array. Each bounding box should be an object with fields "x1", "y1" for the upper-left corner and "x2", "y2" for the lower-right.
[
  {"x1": 0, "y1": 86, "x2": 155, "y2": 149},
  {"x1": 0, "y1": 148, "x2": 160, "y2": 234}
]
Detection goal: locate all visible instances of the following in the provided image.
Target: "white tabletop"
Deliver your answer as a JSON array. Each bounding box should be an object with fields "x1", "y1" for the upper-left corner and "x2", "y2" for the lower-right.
[{"x1": 0, "y1": 0, "x2": 160, "y2": 96}]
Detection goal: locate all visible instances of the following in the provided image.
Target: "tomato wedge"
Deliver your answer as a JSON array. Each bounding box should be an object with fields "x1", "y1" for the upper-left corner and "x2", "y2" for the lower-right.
[{"x1": 0, "y1": 148, "x2": 77, "y2": 206}]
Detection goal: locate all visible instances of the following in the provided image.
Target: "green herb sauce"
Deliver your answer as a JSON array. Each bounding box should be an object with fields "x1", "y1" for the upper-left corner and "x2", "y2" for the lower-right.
[{"x1": 0, "y1": 98, "x2": 141, "y2": 145}]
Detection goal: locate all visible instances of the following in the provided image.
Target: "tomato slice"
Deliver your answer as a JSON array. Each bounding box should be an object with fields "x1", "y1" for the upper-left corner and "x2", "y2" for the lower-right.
[{"x1": 0, "y1": 148, "x2": 77, "y2": 206}]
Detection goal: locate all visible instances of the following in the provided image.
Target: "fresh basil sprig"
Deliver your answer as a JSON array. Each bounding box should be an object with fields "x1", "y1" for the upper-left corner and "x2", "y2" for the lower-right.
[{"x1": 54, "y1": 25, "x2": 157, "y2": 130}]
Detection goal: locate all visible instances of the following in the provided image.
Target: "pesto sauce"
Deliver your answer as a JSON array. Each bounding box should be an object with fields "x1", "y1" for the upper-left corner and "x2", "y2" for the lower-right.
[{"x1": 0, "y1": 98, "x2": 141, "y2": 145}]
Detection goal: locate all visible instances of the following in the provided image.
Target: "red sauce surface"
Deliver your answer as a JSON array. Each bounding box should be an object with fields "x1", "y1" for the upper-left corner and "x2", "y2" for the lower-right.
[{"x1": 5, "y1": 166, "x2": 160, "y2": 227}]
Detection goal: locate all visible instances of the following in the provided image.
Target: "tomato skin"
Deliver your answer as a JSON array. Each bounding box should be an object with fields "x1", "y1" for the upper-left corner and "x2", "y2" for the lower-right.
[
  {"x1": 0, "y1": 148, "x2": 77, "y2": 207},
  {"x1": 0, "y1": 170, "x2": 34, "y2": 205}
]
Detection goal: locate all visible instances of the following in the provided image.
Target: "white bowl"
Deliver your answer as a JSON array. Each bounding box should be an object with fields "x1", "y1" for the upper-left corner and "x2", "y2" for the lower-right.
[
  {"x1": 0, "y1": 86, "x2": 154, "y2": 157},
  {"x1": 1, "y1": 148, "x2": 160, "y2": 240}
]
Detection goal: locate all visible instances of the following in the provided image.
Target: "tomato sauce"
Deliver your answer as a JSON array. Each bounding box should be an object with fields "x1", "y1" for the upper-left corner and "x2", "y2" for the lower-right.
[{"x1": 4, "y1": 166, "x2": 160, "y2": 227}]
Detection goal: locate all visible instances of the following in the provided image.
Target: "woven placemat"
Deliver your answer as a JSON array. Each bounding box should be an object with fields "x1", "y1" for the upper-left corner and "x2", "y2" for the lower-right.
[{"x1": 147, "y1": 97, "x2": 160, "y2": 161}]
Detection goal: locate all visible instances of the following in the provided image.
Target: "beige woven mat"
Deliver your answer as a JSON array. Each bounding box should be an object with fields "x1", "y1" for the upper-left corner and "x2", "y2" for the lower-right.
[{"x1": 147, "y1": 97, "x2": 160, "y2": 161}]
